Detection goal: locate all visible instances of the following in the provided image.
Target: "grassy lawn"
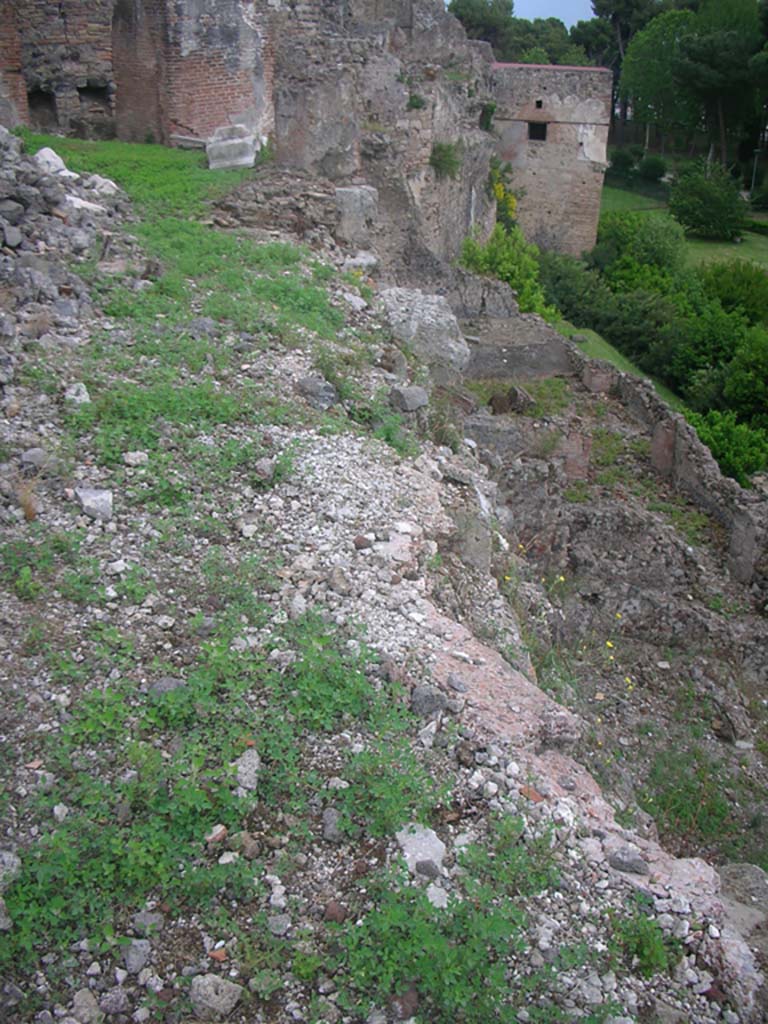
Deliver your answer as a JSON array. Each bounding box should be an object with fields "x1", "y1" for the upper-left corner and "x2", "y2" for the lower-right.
[
  {"x1": 601, "y1": 185, "x2": 666, "y2": 214},
  {"x1": 601, "y1": 183, "x2": 768, "y2": 270},
  {"x1": 556, "y1": 319, "x2": 686, "y2": 411},
  {"x1": 685, "y1": 232, "x2": 768, "y2": 269}
]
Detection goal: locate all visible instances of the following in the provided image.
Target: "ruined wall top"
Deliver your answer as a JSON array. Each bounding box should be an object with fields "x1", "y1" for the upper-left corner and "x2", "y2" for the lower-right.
[{"x1": 492, "y1": 62, "x2": 613, "y2": 126}]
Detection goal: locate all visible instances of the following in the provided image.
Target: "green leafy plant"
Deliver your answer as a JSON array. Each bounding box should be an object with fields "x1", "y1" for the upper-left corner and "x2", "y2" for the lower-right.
[
  {"x1": 611, "y1": 899, "x2": 680, "y2": 978},
  {"x1": 429, "y1": 141, "x2": 462, "y2": 180},
  {"x1": 462, "y1": 225, "x2": 556, "y2": 319},
  {"x1": 669, "y1": 162, "x2": 748, "y2": 241},
  {"x1": 407, "y1": 93, "x2": 427, "y2": 110},
  {"x1": 637, "y1": 154, "x2": 667, "y2": 183}
]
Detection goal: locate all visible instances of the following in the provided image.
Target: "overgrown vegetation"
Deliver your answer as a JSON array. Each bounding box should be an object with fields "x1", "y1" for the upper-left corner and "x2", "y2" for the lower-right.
[{"x1": 536, "y1": 207, "x2": 768, "y2": 486}]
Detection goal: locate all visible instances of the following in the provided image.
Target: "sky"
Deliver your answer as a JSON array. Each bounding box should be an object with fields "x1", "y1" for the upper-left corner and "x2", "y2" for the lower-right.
[{"x1": 512, "y1": 1, "x2": 595, "y2": 28}]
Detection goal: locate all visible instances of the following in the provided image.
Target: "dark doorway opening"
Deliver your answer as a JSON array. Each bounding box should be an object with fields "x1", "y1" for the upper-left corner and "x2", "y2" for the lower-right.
[{"x1": 27, "y1": 88, "x2": 58, "y2": 131}]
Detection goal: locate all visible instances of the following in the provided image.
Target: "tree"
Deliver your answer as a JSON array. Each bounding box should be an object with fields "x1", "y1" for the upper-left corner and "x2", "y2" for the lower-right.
[
  {"x1": 499, "y1": 17, "x2": 589, "y2": 64},
  {"x1": 571, "y1": 17, "x2": 618, "y2": 67},
  {"x1": 620, "y1": 10, "x2": 699, "y2": 141},
  {"x1": 673, "y1": 0, "x2": 761, "y2": 165},
  {"x1": 448, "y1": 0, "x2": 515, "y2": 51},
  {"x1": 591, "y1": 0, "x2": 662, "y2": 58}
]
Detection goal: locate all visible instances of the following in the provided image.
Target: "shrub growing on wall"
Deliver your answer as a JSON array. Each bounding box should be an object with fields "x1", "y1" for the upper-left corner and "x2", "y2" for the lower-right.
[
  {"x1": 462, "y1": 225, "x2": 555, "y2": 318},
  {"x1": 669, "y1": 162, "x2": 747, "y2": 240},
  {"x1": 429, "y1": 141, "x2": 462, "y2": 179}
]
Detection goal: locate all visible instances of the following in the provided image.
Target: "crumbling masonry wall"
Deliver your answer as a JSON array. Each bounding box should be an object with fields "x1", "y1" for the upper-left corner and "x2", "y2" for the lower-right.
[
  {"x1": 2, "y1": 0, "x2": 275, "y2": 143},
  {"x1": 493, "y1": 63, "x2": 612, "y2": 255},
  {"x1": 0, "y1": 1, "x2": 609, "y2": 264},
  {"x1": 0, "y1": 4, "x2": 28, "y2": 130}
]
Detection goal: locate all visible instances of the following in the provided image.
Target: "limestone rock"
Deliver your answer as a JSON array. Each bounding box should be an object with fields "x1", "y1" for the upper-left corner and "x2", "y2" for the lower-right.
[
  {"x1": 389, "y1": 385, "x2": 428, "y2": 413},
  {"x1": 234, "y1": 747, "x2": 261, "y2": 791},
  {"x1": 297, "y1": 376, "x2": 338, "y2": 411},
  {"x1": 207, "y1": 125, "x2": 260, "y2": 171},
  {"x1": 75, "y1": 487, "x2": 113, "y2": 521},
  {"x1": 190, "y1": 974, "x2": 244, "y2": 1021},
  {"x1": 335, "y1": 186, "x2": 378, "y2": 247},
  {"x1": 396, "y1": 823, "x2": 446, "y2": 876},
  {"x1": 34, "y1": 147, "x2": 67, "y2": 175},
  {"x1": 379, "y1": 288, "x2": 469, "y2": 378}
]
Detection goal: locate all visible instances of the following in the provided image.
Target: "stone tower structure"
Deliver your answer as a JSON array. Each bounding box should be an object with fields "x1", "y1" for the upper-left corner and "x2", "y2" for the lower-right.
[{"x1": 493, "y1": 62, "x2": 612, "y2": 255}]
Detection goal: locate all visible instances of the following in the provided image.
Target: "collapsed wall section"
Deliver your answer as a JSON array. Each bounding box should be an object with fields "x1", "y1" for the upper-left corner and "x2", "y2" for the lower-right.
[{"x1": 493, "y1": 63, "x2": 612, "y2": 256}]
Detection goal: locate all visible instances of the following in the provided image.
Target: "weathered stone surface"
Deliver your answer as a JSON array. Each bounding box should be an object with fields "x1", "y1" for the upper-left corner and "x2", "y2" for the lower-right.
[
  {"x1": 608, "y1": 847, "x2": 650, "y2": 876},
  {"x1": 34, "y1": 147, "x2": 67, "y2": 175},
  {"x1": 297, "y1": 376, "x2": 338, "y2": 410},
  {"x1": 207, "y1": 125, "x2": 260, "y2": 171},
  {"x1": 389, "y1": 385, "x2": 428, "y2": 412},
  {"x1": 72, "y1": 989, "x2": 103, "y2": 1024},
  {"x1": 190, "y1": 975, "x2": 244, "y2": 1021},
  {"x1": 396, "y1": 823, "x2": 446, "y2": 876},
  {"x1": 75, "y1": 487, "x2": 113, "y2": 521},
  {"x1": 335, "y1": 186, "x2": 378, "y2": 247},
  {"x1": 380, "y1": 288, "x2": 469, "y2": 378},
  {"x1": 233, "y1": 747, "x2": 261, "y2": 791},
  {"x1": 410, "y1": 684, "x2": 447, "y2": 717}
]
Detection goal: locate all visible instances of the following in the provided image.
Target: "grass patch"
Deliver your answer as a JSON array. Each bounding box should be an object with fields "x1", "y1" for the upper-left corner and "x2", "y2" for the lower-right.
[
  {"x1": 17, "y1": 130, "x2": 256, "y2": 217},
  {"x1": 638, "y1": 747, "x2": 736, "y2": 846},
  {"x1": 646, "y1": 497, "x2": 712, "y2": 546},
  {"x1": 684, "y1": 231, "x2": 768, "y2": 270},
  {"x1": 601, "y1": 186, "x2": 666, "y2": 215}
]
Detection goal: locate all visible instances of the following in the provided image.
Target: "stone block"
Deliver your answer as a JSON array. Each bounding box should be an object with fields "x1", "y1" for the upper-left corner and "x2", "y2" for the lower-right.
[
  {"x1": 335, "y1": 186, "x2": 378, "y2": 247},
  {"x1": 207, "y1": 125, "x2": 260, "y2": 171}
]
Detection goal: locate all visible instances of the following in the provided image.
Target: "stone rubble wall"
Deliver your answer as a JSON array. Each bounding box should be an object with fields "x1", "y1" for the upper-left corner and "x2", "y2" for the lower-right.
[{"x1": 458, "y1": 293, "x2": 768, "y2": 588}]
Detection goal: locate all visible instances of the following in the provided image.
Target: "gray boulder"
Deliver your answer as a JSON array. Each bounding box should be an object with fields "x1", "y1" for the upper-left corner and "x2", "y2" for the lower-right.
[
  {"x1": 190, "y1": 974, "x2": 244, "y2": 1021},
  {"x1": 379, "y1": 288, "x2": 469, "y2": 379}
]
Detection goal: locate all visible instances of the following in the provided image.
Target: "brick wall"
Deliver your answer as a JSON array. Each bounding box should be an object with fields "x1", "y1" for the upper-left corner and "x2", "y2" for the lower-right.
[
  {"x1": 493, "y1": 63, "x2": 612, "y2": 255},
  {"x1": 112, "y1": 0, "x2": 163, "y2": 141},
  {"x1": 0, "y1": 3, "x2": 28, "y2": 127}
]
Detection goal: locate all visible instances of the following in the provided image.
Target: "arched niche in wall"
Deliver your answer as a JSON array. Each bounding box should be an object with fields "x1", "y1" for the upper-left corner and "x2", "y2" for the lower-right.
[{"x1": 112, "y1": 0, "x2": 164, "y2": 143}]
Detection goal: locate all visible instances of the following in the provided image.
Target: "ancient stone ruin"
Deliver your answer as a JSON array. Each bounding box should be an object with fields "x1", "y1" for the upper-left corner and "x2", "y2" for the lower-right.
[{"x1": 0, "y1": 0, "x2": 611, "y2": 258}]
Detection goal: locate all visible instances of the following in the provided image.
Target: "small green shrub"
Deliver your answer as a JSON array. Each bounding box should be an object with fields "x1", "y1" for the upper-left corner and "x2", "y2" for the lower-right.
[
  {"x1": 461, "y1": 224, "x2": 555, "y2": 319},
  {"x1": 429, "y1": 141, "x2": 462, "y2": 180},
  {"x1": 669, "y1": 162, "x2": 748, "y2": 240},
  {"x1": 688, "y1": 409, "x2": 768, "y2": 487},
  {"x1": 595, "y1": 211, "x2": 686, "y2": 275},
  {"x1": 407, "y1": 93, "x2": 427, "y2": 110},
  {"x1": 612, "y1": 902, "x2": 679, "y2": 978},
  {"x1": 479, "y1": 101, "x2": 496, "y2": 131},
  {"x1": 637, "y1": 154, "x2": 667, "y2": 182},
  {"x1": 698, "y1": 259, "x2": 768, "y2": 327},
  {"x1": 339, "y1": 734, "x2": 446, "y2": 837},
  {"x1": 609, "y1": 148, "x2": 636, "y2": 177}
]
